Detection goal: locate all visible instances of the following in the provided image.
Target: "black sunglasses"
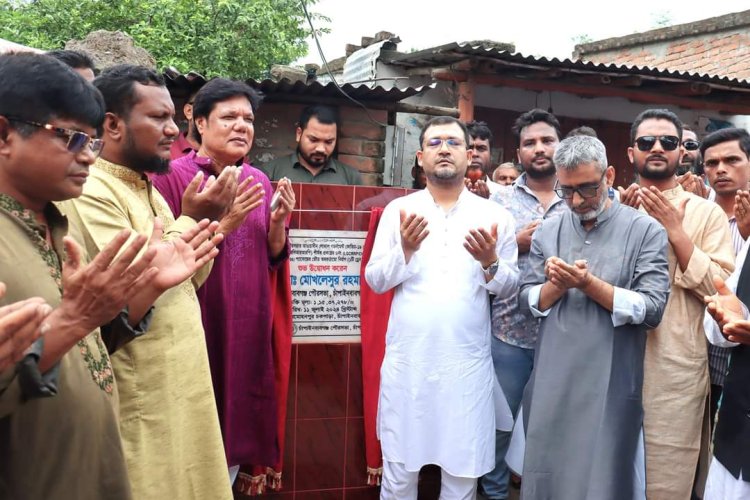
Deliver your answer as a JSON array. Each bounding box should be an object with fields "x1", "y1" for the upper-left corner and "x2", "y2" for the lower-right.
[
  {"x1": 682, "y1": 139, "x2": 700, "y2": 151},
  {"x1": 8, "y1": 117, "x2": 104, "y2": 156},
  {"x1": 635, "y1": 135, "x2": 680, "y2": 152}
]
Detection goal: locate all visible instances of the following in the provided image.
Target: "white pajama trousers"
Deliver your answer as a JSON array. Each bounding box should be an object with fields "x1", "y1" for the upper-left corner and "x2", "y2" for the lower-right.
[{"x1": 380, "y1": 461, "x2": 477, "y2": 500}]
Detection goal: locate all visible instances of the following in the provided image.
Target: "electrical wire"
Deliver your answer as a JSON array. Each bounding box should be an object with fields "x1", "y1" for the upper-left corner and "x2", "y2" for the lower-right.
[{"x1": 300, "y1": 0, "x2": 389, "y2": 127}]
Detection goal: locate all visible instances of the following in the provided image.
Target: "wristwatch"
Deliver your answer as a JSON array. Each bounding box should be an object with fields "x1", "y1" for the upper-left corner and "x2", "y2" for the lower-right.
[{"x1": 482, "y1": 259, "x2": 499, "y2": 278}]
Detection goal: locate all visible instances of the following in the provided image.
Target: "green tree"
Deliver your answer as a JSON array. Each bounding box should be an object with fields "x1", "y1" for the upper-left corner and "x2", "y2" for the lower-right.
[{"x1": 0, "y1": 0, "x2": 327, "y2": 78}]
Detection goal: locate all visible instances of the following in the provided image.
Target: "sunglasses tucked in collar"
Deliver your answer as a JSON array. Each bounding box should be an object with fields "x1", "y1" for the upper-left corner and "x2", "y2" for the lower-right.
[
  {"x1": 7, "y1": 117, "x2": 104, "y2": 157},
  {"x1": 634, "y1": 135, "x2": 680, "y2": 152}
]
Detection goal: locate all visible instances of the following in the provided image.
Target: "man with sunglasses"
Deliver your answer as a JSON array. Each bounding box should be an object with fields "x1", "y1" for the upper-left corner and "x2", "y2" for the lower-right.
[
  {"x1": 515, "y1": 134, "x2": 669, "y2": 500},
  {"x1": 61, "y1": 65, "x2": 236, "y2": 500},
  {"x1": 366, "y1": 116, "x2": 518, "y2": 499},
  {"x1": 620, "y1": 108, "x2": 735, "y2": 500},
  {"x1": 0, "y1": 52, "x2": 166, "y2": 500},
  {"x1": 677, "y1": 126, "x2": 710, "y2": 198},
  {"x1": 681, "y1": 126, "x2": 701, "y2": 174}
]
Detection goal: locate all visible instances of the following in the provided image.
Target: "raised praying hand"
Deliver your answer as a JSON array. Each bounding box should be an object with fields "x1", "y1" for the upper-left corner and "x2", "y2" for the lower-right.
[
  {"x1": 146, "y1": 217, "x2": 224, "y2": 292},
  {"x1": 217, "y1": 175, "x2": 265, "y2": 235},
  {"x1": 545, "y1": 256, "x2": 591, "y2": 290},
  {"x1": 639, "y1": 186, "x2": 689, "y2": 234},
  {"x1": 734, "y1": 190, "x2": 750, "y2": 240},
  {"x1": 181, "y1": 165, "x2": 239, "y2": 222},
  {"x1": 58, "y1": 229, "x2": 158, "y2": 337},
  {"x1": 0, "y1": 282, "x2": 52, "y2": 373},
  {"x1": 704, "y1": 275, "x2": 750, "y2": 344},
  {"x1": 464, "y1": 177, "x2": 490, "y2": 199},
  {"x1": 399, "y1": 210, "x2": 429, "y2": 263},
  {"x1": 464, "y1": 224, "x2": 498, "y2": 268}
]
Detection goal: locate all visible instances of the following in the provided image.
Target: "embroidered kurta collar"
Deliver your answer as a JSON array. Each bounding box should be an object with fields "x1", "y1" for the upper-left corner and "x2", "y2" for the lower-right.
[
  {"x1": 659, "y1": 183, "x2": 685, "y2": 200},
  {"x1": 95, "y1": 157, "x2": 148, "y2": 185}
]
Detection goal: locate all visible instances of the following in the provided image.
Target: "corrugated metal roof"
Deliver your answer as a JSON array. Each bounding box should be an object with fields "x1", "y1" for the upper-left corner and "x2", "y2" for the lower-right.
[
  {"x1": 246, "y1": 78, "x2": 429, "y2": 102},
  {"x1": 385, "y1": 41, "x2": 750, "y2": 89},
  {"x1": 163, "y1": 68, "x2": 429, "y2": 102}
]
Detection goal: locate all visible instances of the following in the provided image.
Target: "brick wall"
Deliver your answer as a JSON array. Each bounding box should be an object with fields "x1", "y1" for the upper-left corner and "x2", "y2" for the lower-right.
[
  {"x1": 580, "y1": 29, "x2": 750, "y2": 81},
  {"x1": 251, "y1": 102, "x2": 388, "y2": 186}
]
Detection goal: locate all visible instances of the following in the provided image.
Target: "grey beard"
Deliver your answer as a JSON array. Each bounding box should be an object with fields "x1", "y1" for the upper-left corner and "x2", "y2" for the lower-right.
[{"x1": 576, "y1": 191, "x2": 609, "y2": 221}]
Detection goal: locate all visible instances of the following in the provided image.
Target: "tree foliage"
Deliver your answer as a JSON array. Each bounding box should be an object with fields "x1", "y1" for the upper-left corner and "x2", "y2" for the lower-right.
[{"x1": 0, "y1": 0, "x2": 327, "y2": 78}]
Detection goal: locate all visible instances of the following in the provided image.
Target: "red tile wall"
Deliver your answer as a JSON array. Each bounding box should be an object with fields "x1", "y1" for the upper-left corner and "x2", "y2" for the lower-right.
[
  {"x1": 260, "y1": 343, "x2": 442, "y2": 500},
  {"x1": 253, "y1": 184, "x2": 411, "y2": 499}
]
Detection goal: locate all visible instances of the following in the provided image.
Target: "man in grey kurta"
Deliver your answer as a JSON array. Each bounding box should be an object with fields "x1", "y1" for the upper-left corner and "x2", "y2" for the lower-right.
[{"x1": 517, "y1": 136, "x2": 671, "y2": 499}]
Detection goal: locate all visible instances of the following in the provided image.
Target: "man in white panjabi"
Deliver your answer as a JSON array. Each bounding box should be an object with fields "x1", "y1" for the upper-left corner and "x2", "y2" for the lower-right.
[{"x1": 365, "y1": 116, "x2": 519, "y2": 499}]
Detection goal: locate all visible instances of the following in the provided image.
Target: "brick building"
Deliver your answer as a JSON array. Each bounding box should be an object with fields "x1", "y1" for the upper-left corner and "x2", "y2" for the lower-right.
[{"x1": 574, "y1": 10, "x2": 750, "y2": 81}]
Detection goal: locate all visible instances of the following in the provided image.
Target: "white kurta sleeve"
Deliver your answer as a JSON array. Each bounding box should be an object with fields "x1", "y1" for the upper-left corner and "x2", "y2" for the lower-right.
[
  {"x1": 481, "y1": 208, "x2": 519, "y2": 298},
  {"x1": 527, "y1": 284, "x2": 549, "y2": 318},
  {"x1": 365, "y1": 202, "x2": 421, "y2": 294},
  {"x1": 703, "y1": 240, "x2": 748, "y2": 348},
  {"x1": 611, "y1": 288, "x2": 647, "y2": 327}
]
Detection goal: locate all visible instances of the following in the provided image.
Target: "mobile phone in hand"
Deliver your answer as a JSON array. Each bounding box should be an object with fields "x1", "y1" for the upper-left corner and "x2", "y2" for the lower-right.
[
  {"x1": 270, "y1": 178, "x2": 291, "y2": 211},
  {"x1": 270, "y1": 190, "x2": 282, "y2": 211}
]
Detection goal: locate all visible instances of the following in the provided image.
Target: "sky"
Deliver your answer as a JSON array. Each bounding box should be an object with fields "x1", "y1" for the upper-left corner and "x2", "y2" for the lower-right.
[{"x1": 298, "y1": 1, "x2": 750, "y2": 65}]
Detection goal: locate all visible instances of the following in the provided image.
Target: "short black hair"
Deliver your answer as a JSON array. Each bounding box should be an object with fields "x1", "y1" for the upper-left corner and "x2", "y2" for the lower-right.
[
  {"x1": 566, "y1": 125, "x2": 598, "y2": 138},
  {"x1": 512, "y1": 109, "x2": 562, "y2": 145},
  {"x1": 191, "y1": 78, "x2": 261, "y2": 122},
  {"x1": 47, "y1": 49, "x2": 97, "y2": 73},
  {"x1": 418, "y1": 116, "x2": 471, "y2": 149},
  {"x1": 630, "y1": 109, "x2": 682, "y2": 144},
  {"x1": 466, "y1": 120, "x2": 493, "y2": 148},
  {"x1": 298, "y1": 105, "x2": 339, "y2": 130},
  {"x1": 700, "y1": 127, "x2": 750, "y2": 159},
  {"x1": 94, "y1": 65, "x2": 164, "y2": 119},
  {"x1": 0, "y1": 52, "x2": 105, "y2": 136}
]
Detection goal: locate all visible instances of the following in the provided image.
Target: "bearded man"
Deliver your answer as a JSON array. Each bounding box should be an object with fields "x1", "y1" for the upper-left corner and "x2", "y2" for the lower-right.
[
  {"x1": 619, "y1": 108, "x2": 734, "y2": 500},
  {"x1": 260, "y1": 104, "x2": 362, "y2": 185}
]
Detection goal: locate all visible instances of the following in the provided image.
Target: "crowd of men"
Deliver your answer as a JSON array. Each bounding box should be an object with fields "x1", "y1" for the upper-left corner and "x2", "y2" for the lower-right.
[
  {"x1": 3, "y1": 47, "x2": 750, "y2": 500},
  {"x1": 367, "y1": 107, "x2": 750, "y2": 500}
]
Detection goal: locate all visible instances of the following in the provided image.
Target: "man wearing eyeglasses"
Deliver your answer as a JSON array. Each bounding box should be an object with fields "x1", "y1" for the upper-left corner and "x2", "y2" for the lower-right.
[
  {"x1": 61, "y1": 65, "x2": 236, "y2": 500},
  {"x1": 514, "y1": 134, "x2": 670, "y2": 500},
  {"x1": 365, "y1": 116, "x2": 519, "y2": 500},
  {"x1": 0, "y1": 52, "x2": 170, "y2": 500},
  {"x1": 483, "y1": 109, "x2": 567, "y2": 500},
  {"x1": 619, "y1": 108, "x2": 735, "y2": 500}
]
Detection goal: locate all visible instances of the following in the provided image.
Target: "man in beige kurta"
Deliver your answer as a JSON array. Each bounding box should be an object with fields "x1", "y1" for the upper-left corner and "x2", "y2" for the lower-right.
[
  {"x1": 61, "y1": 66, "x2": 235, "y2": 500},
  {"x1": 621, "y1": 109, "x2": 735, "y2": 499}
]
